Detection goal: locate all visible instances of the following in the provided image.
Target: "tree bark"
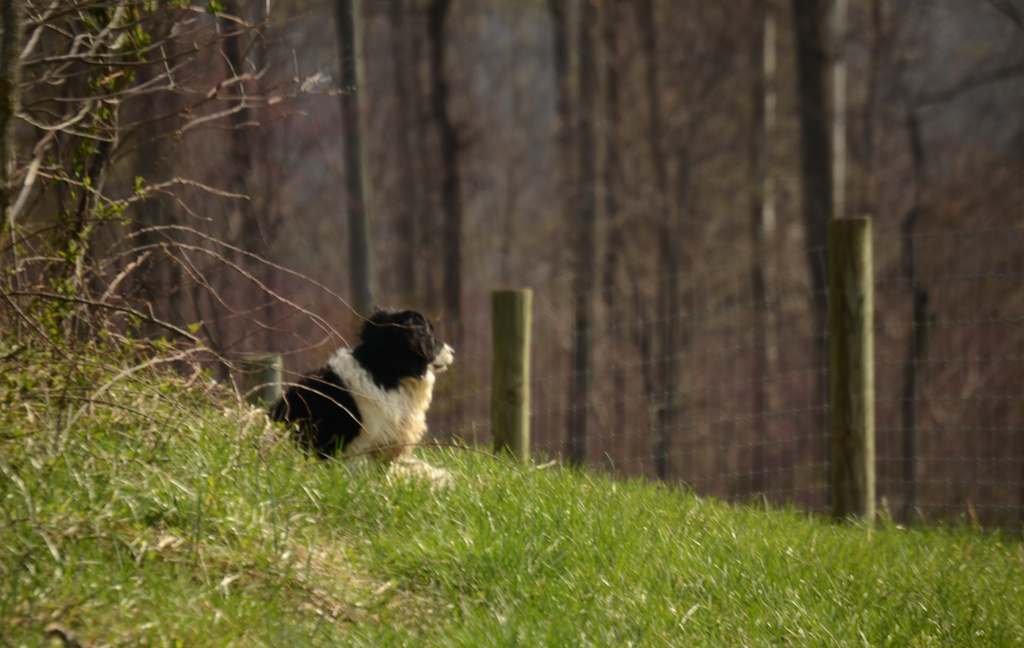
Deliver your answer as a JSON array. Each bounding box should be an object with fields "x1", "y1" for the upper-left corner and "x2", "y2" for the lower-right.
[
  {"x1": 854, "y1": 0, "x2": 884, "y2": 216},
  {"x1": 427, "y1": 0, "x2": 462, "y2": 324},
  {"x1": 548, "y1": 0, "x2": 580, "y2": 463},
  {"x1": 335, "y1": 0, "x2": 375, "y2": 318},
  {"x1": 831, "y1": 0, "x2": 848, "y2": 220},
  {"x1": 131, "y1": 4, "x2": 186, "y2": 337},
  {"x1": 566, "y1": 0, "x2": 599, "y2": 467},
  {"x1": 601, "y1": 0, "x2": 627, "y2": 447},
  {"x1": 548, "y1": 0, "x2": 573, "y2": 185},
  {"x1": 899, "y1": 98, "x2": 930, "y2": 525},
  {"x1": 637, "y1": 0, "x2": 667, "y2": 204},
  {"x1": 388, "y1": 0, "x2": 419, "y2": 304},
  {"x1": 0, "y1": 0, "x2": 25, "y2": 241},
  {"x1": 794, "y1": 0, "x2": 832, "y2": 255},
  {"x1": 222, "y1": 1, "x2": 260, "y2": 250},
  {"x1": 750, "y1": 0, "x2": 779, "y2": 495},
  {"x1": 793, "y1": 0, "x2": 832, "y2": 498},
  {"x1": 637, "y1": 0, "x2": 678, "y2": 480},
  {"x1": 221, "y1": 0, "x2": 274, "y2": 352}
]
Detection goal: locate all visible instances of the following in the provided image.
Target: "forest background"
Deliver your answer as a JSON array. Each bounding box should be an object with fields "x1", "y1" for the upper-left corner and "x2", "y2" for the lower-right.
[{"x1": 2, "y1": 0, "x2": 1024, "y2": 528}]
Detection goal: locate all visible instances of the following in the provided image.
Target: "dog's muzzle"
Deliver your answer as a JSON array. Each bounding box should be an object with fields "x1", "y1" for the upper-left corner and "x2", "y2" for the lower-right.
[{"x1": 431, "y1": 343, "x2": 455, "y2": 373}]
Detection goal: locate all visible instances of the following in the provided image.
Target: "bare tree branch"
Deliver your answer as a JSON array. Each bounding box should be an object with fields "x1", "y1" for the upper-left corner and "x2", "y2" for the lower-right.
[{"x1": 916, "y1": 59, "x2": 1024, "y2": 105}]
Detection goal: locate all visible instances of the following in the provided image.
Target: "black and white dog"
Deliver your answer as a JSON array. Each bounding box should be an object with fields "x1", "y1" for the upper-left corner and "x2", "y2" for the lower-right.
[{"x1": 269, "y1": 309, "x2": 454, "y2": 478}]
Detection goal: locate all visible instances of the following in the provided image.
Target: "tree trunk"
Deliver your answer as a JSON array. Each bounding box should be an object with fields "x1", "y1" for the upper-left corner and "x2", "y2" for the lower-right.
[
  {"x1": 854, "y1": 0, "x2": 884, "y2": 216},
  {"x1": 793, "y1": 0, "x2": 832, "y2": 500},
  {"x1": 831, "y1": 0, "x2": 848, "y2": 220},
  {"x1": 566, "y1": 0, "x2": 599, "y2": 467},
  {"x1": 388, "y1": 0, "x2": 420, "y2": 304},
  {"x1": 548, "y1": 0, "x2": 578, "y2": 462},
  {"x1": 601, "y1": 0, "x2": 626, "y2": 449},
  {"x1": 404, "y1": 6, "x2": 436, "y2": 308},
  {"x1": 547, "y1": 0, "x2": 573, "y2": 186},
  {"x1": 222, "y1": 0, "x2": 275, "y2": 351},
  {"x1": 335, "y1": 0, "x2": 375, "y2": 318},
  {"x1": 750, "y1": 0, "x2": 779, "y2": 495},
  {"x1": 899, "y1": 98, "x2": 930, "y2": 525},
  {"x1": 222, "y1": 1, "x2": 254, "y2": 230},
  {"x1": 654, "y1": 262, "x2": 681, "y2": 481},
  {"x1": 0, "y1": 0, "x2": 25, "y2": 241},
  {"x1": 131, "y1": 5, "x2": 185, "y2": 337},
  {"x1": 427, "y1": 0, "x2": 462, "y2": 324},
  {"x1": 637, "y1": 0, "x2": 678, "y2": 480},
  {"x1": 790, "y1": 0, "x2": 831, "y2": 254},
  {"x1": 793, "y1": 0, "x2": 832, "y2": 296},
  {"x1": 636, "y1": 0, "x2": 668, "y2": 206}
]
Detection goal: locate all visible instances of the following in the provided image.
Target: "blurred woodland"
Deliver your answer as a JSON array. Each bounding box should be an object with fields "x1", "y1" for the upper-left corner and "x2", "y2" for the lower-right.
[{"x1": 2, "y1": 0, "x2": 1024, "y2": 526}]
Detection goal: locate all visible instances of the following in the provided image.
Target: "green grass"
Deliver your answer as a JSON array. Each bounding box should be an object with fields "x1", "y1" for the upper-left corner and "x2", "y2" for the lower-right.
[{"x1": 2, "y1": 347, "x2": 1023, "y2": 646}]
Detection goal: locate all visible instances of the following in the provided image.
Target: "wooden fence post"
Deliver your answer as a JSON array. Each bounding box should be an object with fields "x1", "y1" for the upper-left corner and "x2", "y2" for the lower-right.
[
  {"x1": 242, "y1": 353, "x2": 282, "y2": 408},
  {"x1": 829, "y1": 217, "x2": 875, "y2": 522},
  {"x1": 491, "y1": 289, "x2": 532, "y2": 461}
]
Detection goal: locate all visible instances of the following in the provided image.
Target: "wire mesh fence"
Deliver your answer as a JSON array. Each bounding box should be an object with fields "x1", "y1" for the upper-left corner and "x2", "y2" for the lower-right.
[
  {"x1": 432, "y1": 226, "x2": 1024, "y2": 532},
  {"x1": 874, "y1": 228, "x2": 1024, "y2": 530}
]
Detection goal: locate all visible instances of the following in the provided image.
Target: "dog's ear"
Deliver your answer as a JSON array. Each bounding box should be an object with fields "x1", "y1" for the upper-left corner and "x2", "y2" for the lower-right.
[
  {"x1": 368, "y1": 307, "x2": 394, "y2": 324},
  {"x1": 411, "y1": 316, "x2": 442, "y2": 360},
  {"x1": 404, "y1": 310, "x2": 429, "y2": 327},
  {"x1": 386, "y1": 310, "x2": 438, "y2": 360},
  {"x1": 360, "y1": 308, "x2": 389, "y2": 341}
]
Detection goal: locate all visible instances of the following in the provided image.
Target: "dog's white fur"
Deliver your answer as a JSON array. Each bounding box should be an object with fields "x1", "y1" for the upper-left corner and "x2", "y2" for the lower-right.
[
  {"x1": 328, "y1": 348, "x2": 436, "y2": 462},
  {"x1": 327, "y1": 345, "x2": 454, "y2": 485}
]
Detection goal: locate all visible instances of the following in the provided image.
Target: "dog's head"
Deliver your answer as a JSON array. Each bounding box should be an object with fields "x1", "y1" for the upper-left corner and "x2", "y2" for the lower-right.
[{"x1": 356, "y1": 309, "x2": 454, "y2": 387}]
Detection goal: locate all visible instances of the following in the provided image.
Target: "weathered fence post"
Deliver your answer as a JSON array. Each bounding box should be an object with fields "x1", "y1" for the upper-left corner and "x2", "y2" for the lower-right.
[
  {"x1": 491, "y1": 289, "x2": 532, "y2": 461},
  {"x1": 242, "y1": 353, "x2": 282, "y2": 408},
  {"x1": 828, "y1": 217, "x2": 875, "y2": 522}
]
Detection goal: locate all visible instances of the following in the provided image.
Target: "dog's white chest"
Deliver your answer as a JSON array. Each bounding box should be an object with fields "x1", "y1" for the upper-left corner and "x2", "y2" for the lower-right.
[{"x1": 328, "y1": 350, "x2": 436, "y2": 460}]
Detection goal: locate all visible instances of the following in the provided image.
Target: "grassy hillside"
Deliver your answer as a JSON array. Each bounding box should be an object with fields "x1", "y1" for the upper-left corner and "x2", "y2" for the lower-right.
[{"x1": 2, "y1": 345, "x2": 1023, "y2": 647}]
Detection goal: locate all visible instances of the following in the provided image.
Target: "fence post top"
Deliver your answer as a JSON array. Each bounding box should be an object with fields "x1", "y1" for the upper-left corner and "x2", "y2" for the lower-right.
[{"x1": 830, "y1": 215, "x2": 873, "y2": 226}]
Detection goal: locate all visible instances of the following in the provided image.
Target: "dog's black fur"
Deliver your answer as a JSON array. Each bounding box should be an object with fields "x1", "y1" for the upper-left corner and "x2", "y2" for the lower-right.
[
  {"x1": 269, "y1": 365, "x2": 358, "y2": 457},
  {"x1": 268, "y1": 309, "x2": 453, "y2": 459}
]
